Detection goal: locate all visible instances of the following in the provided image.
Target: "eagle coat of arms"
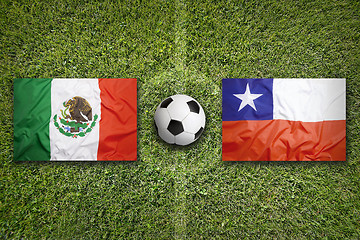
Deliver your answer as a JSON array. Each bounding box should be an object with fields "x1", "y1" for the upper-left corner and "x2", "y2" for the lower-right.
[{"x1": 53, "y1": 96, "x2": 98, "y2": 138}]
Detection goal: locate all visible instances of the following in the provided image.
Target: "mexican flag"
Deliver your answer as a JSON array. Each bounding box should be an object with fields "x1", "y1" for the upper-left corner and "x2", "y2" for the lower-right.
[{"x1": 14, "y1": 78, "x2": 137, "y2": 161}]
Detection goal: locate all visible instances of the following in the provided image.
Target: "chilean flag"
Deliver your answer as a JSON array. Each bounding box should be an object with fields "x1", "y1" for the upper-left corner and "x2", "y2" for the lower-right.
[{"x1": 222, "y1": 78, "x2": 346, "y2": 161}]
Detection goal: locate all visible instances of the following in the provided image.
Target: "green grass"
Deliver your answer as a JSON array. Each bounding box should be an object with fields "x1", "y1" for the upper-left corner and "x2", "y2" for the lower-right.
[{"x1": 1, "y1": 0, "x2": 360, "y2": 238}]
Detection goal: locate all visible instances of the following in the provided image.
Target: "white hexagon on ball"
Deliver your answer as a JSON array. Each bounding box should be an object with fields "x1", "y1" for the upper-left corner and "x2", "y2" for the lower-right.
[
  {"x1": 167, "y1": 99, "x2": 190, "y2": 121},
  {"x1": 154, "y1": 107, "x2": 171, "y2": 130},
  {"x1": 182, "y1": 112, "x2": 204, "y2": 134},
  {"x1": 154, "y1": 94, "x2": 206, "y2": 146}
]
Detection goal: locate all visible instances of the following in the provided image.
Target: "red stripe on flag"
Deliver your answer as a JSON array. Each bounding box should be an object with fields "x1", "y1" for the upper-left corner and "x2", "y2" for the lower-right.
[
  {"x1": 222, "y1": 120, "x2": 346, "y2": 161},
  {"x1": 98, "y1": 78, "x2": 137, "y2": 161}
]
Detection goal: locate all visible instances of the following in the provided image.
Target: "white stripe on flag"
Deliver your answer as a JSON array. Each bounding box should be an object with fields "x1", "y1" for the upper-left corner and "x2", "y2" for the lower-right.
[
  {"x1": 273, "y1": 78, "x2": 346, "y2": 122},
  {"x1": 49, "y1": 79, "x2": 101, "y2": 160}
]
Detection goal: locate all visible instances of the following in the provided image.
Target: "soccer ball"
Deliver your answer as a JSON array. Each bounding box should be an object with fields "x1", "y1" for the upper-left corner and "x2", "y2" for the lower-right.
[{"x1": 154, "y1": 94, "x2": 206, "y2": 146}]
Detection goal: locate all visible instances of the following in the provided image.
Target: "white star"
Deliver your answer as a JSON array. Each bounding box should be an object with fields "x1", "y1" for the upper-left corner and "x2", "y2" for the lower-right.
[{"x1": 233, "y1": 83, "x2": 263, "y2": 111}]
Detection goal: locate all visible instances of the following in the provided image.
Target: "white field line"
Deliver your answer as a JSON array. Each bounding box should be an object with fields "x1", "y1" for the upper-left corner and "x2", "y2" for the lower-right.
[{"x1": 173, "y1": 0, "x2": 188, "y2": 239}]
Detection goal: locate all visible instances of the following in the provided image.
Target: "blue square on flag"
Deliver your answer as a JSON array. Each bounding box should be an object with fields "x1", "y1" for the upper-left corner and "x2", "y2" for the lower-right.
[{"x1": 222, "y1": 78, "x2": 273, "y2": 121}]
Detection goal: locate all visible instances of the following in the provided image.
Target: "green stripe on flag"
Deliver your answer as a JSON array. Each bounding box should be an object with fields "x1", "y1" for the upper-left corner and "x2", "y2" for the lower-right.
[{"x1": 14, "y1": 78, "x2": 52, "y2": 161}]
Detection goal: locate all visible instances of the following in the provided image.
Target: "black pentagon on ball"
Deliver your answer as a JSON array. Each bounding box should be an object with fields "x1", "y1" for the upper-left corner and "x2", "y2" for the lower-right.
[
  {"x1": 195, "y1": 127, "x2": 204, "y2": 140},
  {"x1": 160, "y1": 97, "x2": 173, "y2": 108},
  {"x1": 167, "y1": 120, "x2": 184, "y2": 136},
  {"x1": 187, "y1": 100, "x2": 200, "y2": 114}
]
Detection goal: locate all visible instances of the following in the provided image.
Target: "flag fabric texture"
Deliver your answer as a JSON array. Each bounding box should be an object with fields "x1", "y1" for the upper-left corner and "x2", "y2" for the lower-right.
[
  {"x1": 14, "y1": 78, "x2": 137, "y2": 161},
  {"x1": 222, "y1": 78, "x2": 346, "y2": 161}
]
